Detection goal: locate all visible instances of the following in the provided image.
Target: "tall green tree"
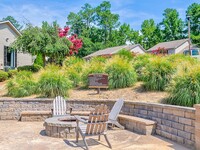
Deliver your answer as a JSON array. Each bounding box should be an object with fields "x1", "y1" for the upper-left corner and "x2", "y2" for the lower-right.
[
  {"x1": 186, "y1": 3, "x2": 200, "y2": 46},
  {"x1": 141, "y1": 19, "x2": 157, "y2": 49},
  {"x1": 12, "y1": 21, "x2": 71, "y2": 66},
  {"x1": 161, "y1": 8, "x2": 184, "y2": 41},
  {"x1": 2, "y1": 16, "x2": 23, "y2": 31},
  {"x1": 66, "y1": 12, "x2": 84, "y2": 35},
  {"x1": 95, "y1": 1, "x2": 120, "y2": 44}
]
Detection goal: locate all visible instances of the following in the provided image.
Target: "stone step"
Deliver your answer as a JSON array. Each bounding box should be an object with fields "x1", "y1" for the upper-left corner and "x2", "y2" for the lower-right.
[
  {"x1": 20, "y1": 111, "x2": 52, "y2": 122},
  {"x1": 118, "y1": 114, "x2": 156, "y2": 135}
]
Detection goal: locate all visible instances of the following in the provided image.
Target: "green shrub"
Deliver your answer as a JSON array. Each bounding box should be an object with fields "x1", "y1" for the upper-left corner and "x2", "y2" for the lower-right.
[
  {"x1": 0, "y1": 70, "x2": 8, "y2": 82},
  {"x1": 7, "y1": 70, "x2": 18, "y2": 78},
  {"x1": 66, "y1": 68, "x2": 81, "y2": 87},
  {"x1": 117, "y1": 49, "x2": 134, "y2": 61},
  {"x1": 167, "y1": 65, "x2": 200, "y2": 107},
  {"x1": 34, "y1": 53, "x2": 44, "y2": 67},
  {"x1": 82, "y1": 59, "x2": 105, "y2": 87},
  {"x1": 7, "y1": 71, "x2": 36, "y2": 97},
  {"x1": 37, "y1": 72, "x2": 72, "y2": 98},
  {"x1": 17, "y1": 65, "x2": 42, "y2": 72},
  {"x1": 142, "y1": 56, "x2": 174, "y2": 91},
  {"x1": 105, "y1": 56, "x2": 137, "y2": 89},
  {"x1": 64, "y1": 56, "x2": 84, "y2": 67},
  {"x1": 63, "y1": 57, "x2": 85, "y2": 87},
  {"x1": 133, "y1": 54, "x2": 153, "y2": 81},
  {"x1": 89, "y1": 56, "x2": 107, "y2": 63}
]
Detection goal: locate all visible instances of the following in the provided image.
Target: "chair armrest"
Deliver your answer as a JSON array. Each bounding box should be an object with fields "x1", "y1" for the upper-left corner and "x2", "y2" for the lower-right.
[{"x1": 74, "y1": 115, "x2": 88, "y2": 123}]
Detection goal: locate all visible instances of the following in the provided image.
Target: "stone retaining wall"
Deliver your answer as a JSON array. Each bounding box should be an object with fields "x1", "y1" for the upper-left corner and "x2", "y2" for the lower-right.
[{"x1": 0, "y1": 98, "x2": 198, "y2": 149}]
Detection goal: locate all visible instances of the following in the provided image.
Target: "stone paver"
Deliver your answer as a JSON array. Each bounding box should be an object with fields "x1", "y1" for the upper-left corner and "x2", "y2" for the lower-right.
[{"x1": 0, "y1": 121, "x2": 190, "y2": 150}]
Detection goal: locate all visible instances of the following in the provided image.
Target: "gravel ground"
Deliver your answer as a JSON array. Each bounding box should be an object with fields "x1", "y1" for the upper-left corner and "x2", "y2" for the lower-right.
[{"x1": 0, "y1": 81, "x2": 168, "y2": 103}]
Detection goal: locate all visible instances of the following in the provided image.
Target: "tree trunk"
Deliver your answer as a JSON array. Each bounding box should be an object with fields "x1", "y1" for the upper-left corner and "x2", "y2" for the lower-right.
[{"x1": 42, "y1": 54, "x2": 46, "y2": 67}]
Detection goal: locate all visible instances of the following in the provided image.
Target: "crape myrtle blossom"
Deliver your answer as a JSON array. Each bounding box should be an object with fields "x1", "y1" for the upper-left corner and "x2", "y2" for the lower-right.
[{"x1": 58, "y1": 27, "x2": 83, "y2": 55}]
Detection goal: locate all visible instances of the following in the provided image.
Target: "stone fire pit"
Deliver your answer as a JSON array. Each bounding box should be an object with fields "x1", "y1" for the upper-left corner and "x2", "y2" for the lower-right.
[{"x1": 44, "y1": 116, "x2": 78, "y2": 139}]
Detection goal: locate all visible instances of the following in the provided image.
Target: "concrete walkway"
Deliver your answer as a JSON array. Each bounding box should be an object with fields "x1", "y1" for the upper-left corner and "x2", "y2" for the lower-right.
[{"x1": 0, "y1": 121, "x2": 190, "y2": 150}]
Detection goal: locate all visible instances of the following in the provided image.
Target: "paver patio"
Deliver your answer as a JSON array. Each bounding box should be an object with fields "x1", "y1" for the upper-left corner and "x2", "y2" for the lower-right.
[{"x1": 0, "y1": 121, "x2": 190, "y2": 150}]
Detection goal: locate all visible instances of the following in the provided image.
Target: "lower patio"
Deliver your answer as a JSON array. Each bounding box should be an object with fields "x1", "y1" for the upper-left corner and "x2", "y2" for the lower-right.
[{"x1": 0, "y1": 121, "x2": 190, "y2": 150}]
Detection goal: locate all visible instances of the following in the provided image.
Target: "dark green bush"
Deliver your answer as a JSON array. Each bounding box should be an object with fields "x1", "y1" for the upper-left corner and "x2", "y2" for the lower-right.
[
  {"x1": 37, "y1": 72, "x2": 72, "y2": 98},
  {"x1": 17, "y1": 65, "x2": 42, "y2": 72},
  {"x1": 7, "y1": 71, "x2": 36, "y2": 97},
  {"x1": 105, "y1": 56, "x2": 137, "y2": 89},
  {"x1": 0, "y1": 70, "x2": 8, "y2": 82},
  {"x1": 167, "y1": 65, "x2": 200, "y2": 107},
  {"x1": 142, "y1": 56, "x2": 174, "y2": 91},
  {"x1": 34, "y1": 53, "x2": 44, "y2": 67}
]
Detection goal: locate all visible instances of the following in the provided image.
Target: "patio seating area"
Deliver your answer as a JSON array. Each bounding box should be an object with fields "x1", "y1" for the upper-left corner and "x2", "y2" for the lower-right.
[{"x1": 0, "y1": 121, "x2": 190, "y2": 150}]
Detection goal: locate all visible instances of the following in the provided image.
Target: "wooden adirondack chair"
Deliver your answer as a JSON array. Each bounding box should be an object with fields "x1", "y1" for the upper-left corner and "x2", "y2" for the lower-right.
[
  {"x1": 108, "y1": 99, "x2": 124, "y2": 129},
  {"x1": 52, "y1": 96, "x2": 70, "y2": 116},
  {"x1": 75, "y1": 104, "x2": 111, "y2": 150}
]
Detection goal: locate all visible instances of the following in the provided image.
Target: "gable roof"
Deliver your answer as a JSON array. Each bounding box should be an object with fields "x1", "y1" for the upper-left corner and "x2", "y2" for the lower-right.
[
  {"x1": 147, "y1": 39, "x2": 189, "y2": 52},
  {"x1": 0, "y1": 20, "x2": 21, "y2": 36},
  {"x1": 84, "y1": 44, "x2": 145, "y2": 58}
]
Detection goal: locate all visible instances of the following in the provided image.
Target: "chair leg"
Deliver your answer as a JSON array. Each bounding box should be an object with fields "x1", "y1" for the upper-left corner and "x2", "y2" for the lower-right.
[
  {"x1": 98, "y1": 135, "x2": 101, "y2": 141},
  {"x1": 76, "y1": 127, "x2": 79, "y2": 143},
  {"x1": 83, "y1": 136, "x2": 89, "y2": 150},
  {"x1": 104, "y1": 134, "x2": 112, "y2": 149}
]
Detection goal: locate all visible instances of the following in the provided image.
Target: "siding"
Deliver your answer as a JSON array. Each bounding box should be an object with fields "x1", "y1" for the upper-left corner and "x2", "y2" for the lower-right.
[
  {"x1": 130, "y1": 46, "x2": 145, "y2": 54},
  {"x1": 175, "y1": 41, "x2": 189, "y2": 54},
  {"x1": 0, "y1": 23, "x2": 33, "y2": 68}
]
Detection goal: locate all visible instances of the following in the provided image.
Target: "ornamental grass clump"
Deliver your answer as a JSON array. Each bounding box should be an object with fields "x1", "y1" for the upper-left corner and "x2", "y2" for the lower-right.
[
  {"x1": 63, "y1": 57, "x2": 85, "y2": 87},
  {"x1": 132, "y1": 54, "x2": 153, "y2": 81},
  {"x1": 105, "y1": 56, "x2": 137, "y2": 89},
  {"x1": 116, "y1": 49, "x2": 134, "y2": 61},
  {"x1": 37, "y1": 71, "x2": 72, "y2": 98},
  {"x1": 166, "y1": 54, "x2": 197, "y2": 68},
  {"x1": 7, "y1": 71, "x2": 37, "y2": 97},
  {"x1": 142, "y1": 56, "x2": 174, "y2": 91},
  {"x1": 167, "y1": 65, "x2": 200, "y2": 107},
  {"x1": 82, "y1": 57, "x2": 106, "y2": 87}
]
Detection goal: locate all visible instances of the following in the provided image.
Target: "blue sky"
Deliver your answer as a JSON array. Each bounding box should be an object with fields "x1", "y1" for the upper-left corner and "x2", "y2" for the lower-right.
[{"x1": 0, "y1": 0, "x2": 199, "y2": 30}]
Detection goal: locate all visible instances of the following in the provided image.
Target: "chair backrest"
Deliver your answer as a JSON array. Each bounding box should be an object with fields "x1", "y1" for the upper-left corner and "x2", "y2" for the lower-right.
[
  {"x1": 108, "y1": 99, "x2": 124, "y2": 121},
  {"x1": 86, "y1": 104, "x2": 109, "y2": 135},
  {"x1": 53, "y1": 96, "x2": 67, "y2": 116}
]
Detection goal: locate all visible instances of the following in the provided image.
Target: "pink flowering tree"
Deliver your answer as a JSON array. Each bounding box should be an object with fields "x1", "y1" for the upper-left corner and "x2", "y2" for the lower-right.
[{"x1": 58, "y1": 27, "x2": 83, "y2": 56}]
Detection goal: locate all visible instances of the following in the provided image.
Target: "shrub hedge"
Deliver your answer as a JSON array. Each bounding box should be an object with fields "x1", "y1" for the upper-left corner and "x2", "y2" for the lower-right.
[
  {"x1": 0, "y1": 70, "x2": 8, "y2": 82},
  {"x1": 17, "y1": 65, "x2": 42, "y2": 72}
]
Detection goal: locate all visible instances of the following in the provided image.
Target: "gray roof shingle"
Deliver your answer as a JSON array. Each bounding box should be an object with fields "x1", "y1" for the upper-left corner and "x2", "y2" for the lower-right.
[
  {"x1": 84, "y1": 44, "x2": 144, "y2": 58},
  {"x1": 148, "y1": 39, "x2": 189, "y2": 51}
]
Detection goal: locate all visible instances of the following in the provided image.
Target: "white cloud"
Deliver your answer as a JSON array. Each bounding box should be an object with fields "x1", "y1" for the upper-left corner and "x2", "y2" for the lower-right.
[{"x1": 0, "y1": 3, "x2": 79, "y2": 27}]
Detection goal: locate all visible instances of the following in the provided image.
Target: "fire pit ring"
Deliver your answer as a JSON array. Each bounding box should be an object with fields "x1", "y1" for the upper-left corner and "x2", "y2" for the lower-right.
[{"x1": 44, "y1": 116, "x2": 78, "y2": 139}]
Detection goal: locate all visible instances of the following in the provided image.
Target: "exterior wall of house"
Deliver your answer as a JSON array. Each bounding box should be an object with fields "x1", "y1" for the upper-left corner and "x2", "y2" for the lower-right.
[
  {"x1": 130, "y1": 46, "x2": 145, "y2": 54},
  {"x1": 0, "y1": 23, "x2": 33, "y2": 69},
  {"x1": 175, "y1": 41, "x2": 189, "y2": 54},
  {"x1": 0, "y1": 23, "x2": 18, "y2": 69},
  {"x1": 168, "y1": 49, "x2": 175, "y2": 55},
  {"x1": 17, "y1": 52, "x2": 33, "y2": 67}
]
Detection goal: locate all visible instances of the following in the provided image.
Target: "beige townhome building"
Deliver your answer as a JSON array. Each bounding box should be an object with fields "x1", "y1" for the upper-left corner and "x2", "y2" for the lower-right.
[
  {"x1": 84, "y1": 44, "x2": 146, "y2": 60},
  {"x1": 147, "y1": 39, "x2": 200, "y2": 57},
  {"x1": 0, "y1": 21, "x2": 33, "y2": 70}
]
